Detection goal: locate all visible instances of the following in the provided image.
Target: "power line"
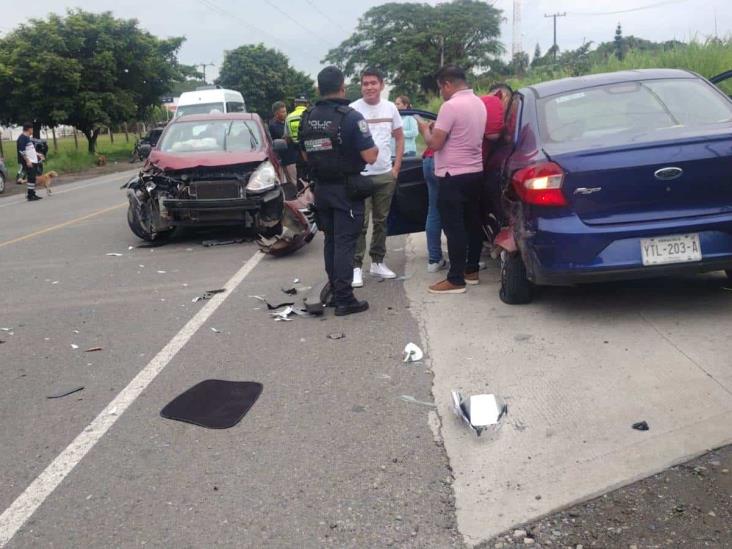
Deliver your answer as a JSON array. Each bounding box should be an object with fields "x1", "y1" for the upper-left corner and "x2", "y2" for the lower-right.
[
  {"x1": 303, "y1": 0, "x2": 343, "y2": 29},
  {"x1": 568, "y1": 0, "x2": 689, "y2": 17},
  {"x1": 259, "y1": 0, "x2": 323, "y2": 40}
]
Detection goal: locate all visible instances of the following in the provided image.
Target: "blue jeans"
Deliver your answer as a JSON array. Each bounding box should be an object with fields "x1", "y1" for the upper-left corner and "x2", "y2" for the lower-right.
[{"x1": 422, "y1": 156, "x2": 443, "y2": 263}]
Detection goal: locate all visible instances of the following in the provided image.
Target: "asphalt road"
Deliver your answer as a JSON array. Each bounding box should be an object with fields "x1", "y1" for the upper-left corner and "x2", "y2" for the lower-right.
[{"x1": 0, "y1": 173, "x2": 461, "y2": 548}]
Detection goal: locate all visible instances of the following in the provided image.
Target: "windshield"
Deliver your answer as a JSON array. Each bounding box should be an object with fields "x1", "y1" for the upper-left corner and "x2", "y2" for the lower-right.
[
  {"x1": 159, "y1": 120, "x2": 262, "y2": 153},
  {"x1": 539, "y1": 78, "x2": 732, "y2": 151},
  {"x1": 175, "y1": 102, "x2": 226, "y2": 117}
]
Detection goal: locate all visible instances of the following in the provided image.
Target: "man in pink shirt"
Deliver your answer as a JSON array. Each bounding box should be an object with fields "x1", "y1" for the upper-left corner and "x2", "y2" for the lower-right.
[{"x1": 417, "y1": 65, "x2": 486, "y2": 294}]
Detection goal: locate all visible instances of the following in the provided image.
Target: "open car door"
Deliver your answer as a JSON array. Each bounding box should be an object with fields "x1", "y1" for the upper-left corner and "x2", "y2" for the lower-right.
[
  {"x1": 386, "y1": 109, "x2": 436, "y2": 236},
  {"x1": 710, "y1": 70, "x2": 732, "y2": 99}
]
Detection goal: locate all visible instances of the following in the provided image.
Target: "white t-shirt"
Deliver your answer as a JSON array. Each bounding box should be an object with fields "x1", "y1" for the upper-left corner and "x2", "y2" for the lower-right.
[{"x1": 349, "y1": 98, "x2": 403, "y2": 176}]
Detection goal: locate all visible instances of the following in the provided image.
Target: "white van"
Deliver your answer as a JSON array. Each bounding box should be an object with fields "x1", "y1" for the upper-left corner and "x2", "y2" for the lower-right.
[{"x1": 175, "y1": 87, "x2": 246, "y2": 118}]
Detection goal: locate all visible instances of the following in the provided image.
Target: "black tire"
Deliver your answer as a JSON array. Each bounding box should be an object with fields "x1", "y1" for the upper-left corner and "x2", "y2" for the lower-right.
[
  {"x1": 127, "y1": 204, "x2": 172, "y2": 242},
  {"x1": 0, "y1": 173, "x2": 5, "y2": 194},
  {"x1": 499, "y1": 251, "x2": 533, "y2": 304}
]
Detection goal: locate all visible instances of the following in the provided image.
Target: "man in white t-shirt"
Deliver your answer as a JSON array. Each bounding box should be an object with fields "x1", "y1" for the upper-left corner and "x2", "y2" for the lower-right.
[{"x1": 349, "y1": 68, "x2": 405, "y2": 286}]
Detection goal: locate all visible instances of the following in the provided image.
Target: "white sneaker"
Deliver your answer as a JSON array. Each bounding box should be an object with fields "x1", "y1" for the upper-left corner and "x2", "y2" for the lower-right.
[
  {"x1": 427, "y1": 258, "x2": 448, "y2": 273},
  {"x1": 370, "y1": 262, "x2": 397, "y2": 279},
  {"x1": 352, "y1": 267, "x2": 363, "y2": 287}
]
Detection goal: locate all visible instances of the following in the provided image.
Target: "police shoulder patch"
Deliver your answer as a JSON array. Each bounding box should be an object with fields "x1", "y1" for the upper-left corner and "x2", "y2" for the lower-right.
[{"x1": 358, "y1": 120, "x2": 370, "y2": 135}]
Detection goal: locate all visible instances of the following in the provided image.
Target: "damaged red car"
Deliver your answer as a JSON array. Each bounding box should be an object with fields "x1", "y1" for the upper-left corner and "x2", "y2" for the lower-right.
[{"x1": 123, "y1": 113, "x2": 290, "y2": 243}]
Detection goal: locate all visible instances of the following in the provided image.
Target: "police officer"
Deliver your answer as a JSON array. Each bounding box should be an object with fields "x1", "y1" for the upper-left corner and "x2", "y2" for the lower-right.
[{"x1": 299, "y1": 66, "x2": 378, "y2": 316}]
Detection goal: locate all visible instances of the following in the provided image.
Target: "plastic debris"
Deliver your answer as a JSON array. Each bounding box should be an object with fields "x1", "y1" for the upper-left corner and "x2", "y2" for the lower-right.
[
  {"x1": 632, "y1": 420, "x2": 650, "y2": 431},
  {"x1": 210, "y1": 327, "x2": 221, "y2": 333},
  {"x1": 128, "y1": 246, "x2": 134, "y2": 250},
  {"x1": 52, "y1": 281, "x2": 60, "y2": 285},
  {"x1": 202, "y1": 238, "x2": 244, "y2": 247},
  {"x1": 0, "y1": 327, "x2": 13, "y2": 332},
  {"x1": 327, "y1": 332, "x2": 345, "y2": 340},
  {"x1": 403, "y1": 343, "x2": 424, "y2": 362},
  {"x1": 106, "y1": 252, "x2": 124, "y2": 257},
  {"x1": 399, "y1": 395, "x2": 437, "y2": 408},
  {"x1": 192, "y1": 289, "x2": 226, "y2": 303},
  {"x1": 271, "y1": 306, "x2": 294, "y2": 321},
  {"x1": 250, "y1": 295, "x2": 295, "y2": 310},
  {"x1": 293, "y1": 278, "x2": 300, "y2": 284},
  {"x1": 156, "y1": 270, "x2": 167, "y2": 274},
  {"x1": 70, "y1": 344, "x2": 79, "y2": 350},
  {"x1": 84, "y1": 347, "x2": 103, "y2": 353},
  {"x1": 47, "y1": 386, "x2": 84, "y2": 399},
  {"x1": 281, "y1": 287, "x2": 298, "y2": 296},
  {"x1": 451, "y1": 391, "x2": 508, "y2": 437}
]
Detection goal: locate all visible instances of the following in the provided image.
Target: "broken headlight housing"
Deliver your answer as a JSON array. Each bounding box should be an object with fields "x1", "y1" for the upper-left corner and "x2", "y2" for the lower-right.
[{"x1": 247, "y1": 161, "x2": 278, "y2": 193}]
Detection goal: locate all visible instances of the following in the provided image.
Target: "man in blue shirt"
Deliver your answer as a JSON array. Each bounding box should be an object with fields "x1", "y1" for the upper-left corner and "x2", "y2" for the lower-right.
[{"x1": 299, "y1": 66, "x2": 378, "y2": 316}]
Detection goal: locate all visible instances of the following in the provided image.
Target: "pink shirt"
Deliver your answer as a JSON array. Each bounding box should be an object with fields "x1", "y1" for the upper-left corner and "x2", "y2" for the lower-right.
[{"x1": 433, "y1": 88, "x2": 486, "y2": 177}]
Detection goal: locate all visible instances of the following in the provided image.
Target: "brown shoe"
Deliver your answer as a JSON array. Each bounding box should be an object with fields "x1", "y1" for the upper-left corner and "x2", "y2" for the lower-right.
[
  {"x1": 428, "y1": 279, "x2": 466, "y2": 294},
  {"x1": 464, "y1": 272, "x2": 480, "y2": 285}
]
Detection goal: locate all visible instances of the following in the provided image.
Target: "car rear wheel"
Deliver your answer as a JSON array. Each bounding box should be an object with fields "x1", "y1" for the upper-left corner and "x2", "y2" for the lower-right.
[
  {"x1": 0, "y1": 173, "x2": 5, "y2": 194},
  {"x1": 127, "y1": 204, "x2": 172, "y2": 242},
  {"x1": 499, "y1": 251, "x2": 532, "y2": 304}
]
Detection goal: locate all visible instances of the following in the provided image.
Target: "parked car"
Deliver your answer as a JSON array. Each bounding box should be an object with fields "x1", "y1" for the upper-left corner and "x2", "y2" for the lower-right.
[
  {"x1": 123, "y1": 113, "x2": 287, "y2": 242},
  {"x1": 130, "y1": 126, "x2": 165, "y2": 163},
  {"x1": 0, "y1": 157, "x2": 7, "y2": 194},
  {"x1": 388, "y1": 69, "x2": 732, "y2": 304}
]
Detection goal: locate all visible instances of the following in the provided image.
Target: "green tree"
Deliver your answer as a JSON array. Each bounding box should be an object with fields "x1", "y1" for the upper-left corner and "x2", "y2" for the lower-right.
[
  {"x1": 510, "y1": 52, "x2": 530, "y2": 76},
  {"x1": 532, "y1": 43, "x2": 542, "y2": 67},
  {"x1": 0, "y1": 10, "x2": 190, "y2": 152},
  {"x1": 324, "y1": 0, "x2": 503, "y2": 98},
  {"x1": 216, "y1": 44, "x2": 315, "y2": 118},
  {"x1": 614, "y1": 23, "x2": 627, "y2": 60}
]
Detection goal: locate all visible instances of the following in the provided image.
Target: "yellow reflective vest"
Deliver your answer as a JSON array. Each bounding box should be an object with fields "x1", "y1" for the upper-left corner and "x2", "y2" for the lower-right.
[{"x1": 285, "y1": 106, "x2": 308, "y2": 141}]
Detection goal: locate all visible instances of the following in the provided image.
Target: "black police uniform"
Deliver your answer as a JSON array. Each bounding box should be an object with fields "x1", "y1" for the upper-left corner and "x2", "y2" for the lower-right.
[{"x1": 299, "y1": 98, "x2": 375, "y2": 309}]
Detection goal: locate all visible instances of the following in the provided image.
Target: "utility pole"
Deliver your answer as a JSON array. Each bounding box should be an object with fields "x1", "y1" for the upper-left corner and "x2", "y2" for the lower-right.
[
  {"x1": 196, "y1": 62, "x2": 216, "y2": 85},
  {"x1": 512, "y1": 0, "x2": 523, "y2": 58},
  {"x1": 544, "y1": 12, "x2": 567, "y2": 60}
]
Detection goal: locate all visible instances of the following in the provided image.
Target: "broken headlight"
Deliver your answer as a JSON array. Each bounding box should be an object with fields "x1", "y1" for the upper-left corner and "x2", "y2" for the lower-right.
[{"x1": 247, "y1": 161, "x2": 278, "y2": 193}]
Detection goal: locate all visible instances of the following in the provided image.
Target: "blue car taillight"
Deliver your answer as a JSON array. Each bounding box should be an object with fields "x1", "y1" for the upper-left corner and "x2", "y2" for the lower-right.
[{"x1": 512, "y1": 162, "x2": 567, "y2": 207}]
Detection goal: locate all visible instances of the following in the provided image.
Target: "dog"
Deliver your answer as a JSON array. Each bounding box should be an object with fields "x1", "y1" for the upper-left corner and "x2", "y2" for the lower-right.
[
  {"x1": 96, "y1": 154, "x2": 107, "y2": 167},
  {"x1": 35, "y1": 171, "x2": 58, "y2": 195}
]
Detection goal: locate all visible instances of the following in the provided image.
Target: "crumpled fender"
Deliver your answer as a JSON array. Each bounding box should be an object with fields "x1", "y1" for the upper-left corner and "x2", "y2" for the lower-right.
[{"x1": 494, "y1": 226, "x2": 517, "y2": 253}]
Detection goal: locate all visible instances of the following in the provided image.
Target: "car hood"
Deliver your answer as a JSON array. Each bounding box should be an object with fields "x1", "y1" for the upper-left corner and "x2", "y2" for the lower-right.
[{"x1": 147, "y1": 150, "x2": 269, "y2": 171}]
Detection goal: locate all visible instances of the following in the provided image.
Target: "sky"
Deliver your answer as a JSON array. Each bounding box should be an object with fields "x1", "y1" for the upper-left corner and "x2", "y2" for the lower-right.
[{"x1": 1, "y1": 0, "x2": 730, "y2": 82}]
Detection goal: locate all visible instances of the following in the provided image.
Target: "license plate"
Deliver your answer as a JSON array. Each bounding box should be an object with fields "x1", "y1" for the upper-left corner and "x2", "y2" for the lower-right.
[{"x1": 640, "y1": 233, "x2": 702, "y2": 266}]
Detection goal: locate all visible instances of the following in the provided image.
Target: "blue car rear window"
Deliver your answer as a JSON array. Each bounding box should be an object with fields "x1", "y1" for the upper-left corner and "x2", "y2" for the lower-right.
[{"x1": 538, "y1": 78, "x2": 732, "y2": 151}]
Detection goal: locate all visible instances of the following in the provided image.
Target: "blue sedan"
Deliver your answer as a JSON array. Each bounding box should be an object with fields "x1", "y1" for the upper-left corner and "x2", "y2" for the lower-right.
[{"x1": 388, "y1": 69, "x2": 732, "y2": 304}]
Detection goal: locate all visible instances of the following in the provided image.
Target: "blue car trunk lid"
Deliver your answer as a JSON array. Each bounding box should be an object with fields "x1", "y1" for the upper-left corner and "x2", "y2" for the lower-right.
[{"x1": 545, "y1": 130, "x2": 732, "y2": 226}]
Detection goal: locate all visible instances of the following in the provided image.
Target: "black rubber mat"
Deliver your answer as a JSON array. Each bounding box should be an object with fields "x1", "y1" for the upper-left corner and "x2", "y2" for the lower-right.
[{"x1": 160, "y1": 380, "x2": 263, "y2": 429}]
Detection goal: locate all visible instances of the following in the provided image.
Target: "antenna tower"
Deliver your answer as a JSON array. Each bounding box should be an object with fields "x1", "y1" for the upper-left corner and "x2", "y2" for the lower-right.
[{"x1": 512, "y1": 0, "x2": 523, "y2": 57}]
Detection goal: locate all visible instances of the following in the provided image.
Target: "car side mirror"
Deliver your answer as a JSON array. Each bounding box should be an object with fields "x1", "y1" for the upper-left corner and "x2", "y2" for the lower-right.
[
  {"x1": 272, "y1": 139, "x2": 288, "y2": 153},
  {"x1": 139, "y1": 144, "x2": 153, "y2": 159}
]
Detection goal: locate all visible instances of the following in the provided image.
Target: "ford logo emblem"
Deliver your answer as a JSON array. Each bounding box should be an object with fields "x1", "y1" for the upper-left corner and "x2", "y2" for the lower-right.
[{"x1": 654, "y1": 167, "x2": 683, "y2": 181}]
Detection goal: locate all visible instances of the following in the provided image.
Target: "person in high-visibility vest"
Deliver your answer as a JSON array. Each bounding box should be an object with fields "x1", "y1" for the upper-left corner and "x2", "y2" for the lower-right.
[
  {"x1": 285, "y1": 95, "x2": 310, "y2": 141},
  {"x1": 285, "y1": 95, "x2": 310, "y2": 186}
]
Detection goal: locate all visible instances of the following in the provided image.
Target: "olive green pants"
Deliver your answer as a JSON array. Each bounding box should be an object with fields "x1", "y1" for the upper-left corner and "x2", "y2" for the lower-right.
[{"x1": 354, "y1": 172, "x2": 396, "y2": 268}]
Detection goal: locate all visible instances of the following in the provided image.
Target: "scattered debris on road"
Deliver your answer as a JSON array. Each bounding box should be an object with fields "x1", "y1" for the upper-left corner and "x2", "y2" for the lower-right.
[
  {"x1": 281, "y1": 287, "x2": 298, "y2": 296},
  {"x1": 156, "y1": 270, "x2": 167, "y2": 274},
  {"x1": 399, "y1": 395, "x2": 437, "y2": 408},
  {"x1": 84, "y1": 347, "x2": 103, "y2": 353},
  {"x1": 70, "y1": 344, "x2": 79, "y2": 350},
  {"x1": 105, "y1": 252, "x2": 124, "y2": 257},
  {"x1": 403, "y1": 343, "x2": 424, "y2": 362},
  {"x1": 632, "y1": 420, "x2": 650, "y2": 431},
  {"x1": 210, "y1": 327, "x2": 221, "y2": 333},
  {"x1": 327, "y1": 332, "x2": 345, "y2": 340},
  {"x1": 451, "y1": 390, "x2": 507, "y2": 437},
  {"x1": 250, "y1": 295, "x2": 295, "y2": 310},
  {"x1": 192, "y1": 289, "x2": 226, "y2": 303},
  {"x1": 202, "y1": 238, "x2": 244, "y2": 247},
  {"x1": 47, "y1": 386, "x2": 85, "y2": 399},
  {"x1": 160, "y1": 379, "x2": 263, "y2": 429}
]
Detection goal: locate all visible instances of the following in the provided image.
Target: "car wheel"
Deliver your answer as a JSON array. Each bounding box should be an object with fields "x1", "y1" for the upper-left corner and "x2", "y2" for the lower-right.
[
  {"x1": 499, "y1": 251, "x2": 532, "y2": 305},
  {"x1": 0, "y1": 173, "x2": 5, "y2": 194},
  {"x1": 127, "y1": 204, "x2": 172, "y2": 242}
]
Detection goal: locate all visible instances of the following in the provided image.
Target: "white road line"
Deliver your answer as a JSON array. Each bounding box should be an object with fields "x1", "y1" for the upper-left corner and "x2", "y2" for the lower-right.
[
  {"x1": 0, "y1": 170, "x2": 136, "y2": 209},
  {"x1": 0, "y1": 250, "x2": 265, "y2": 547}
]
